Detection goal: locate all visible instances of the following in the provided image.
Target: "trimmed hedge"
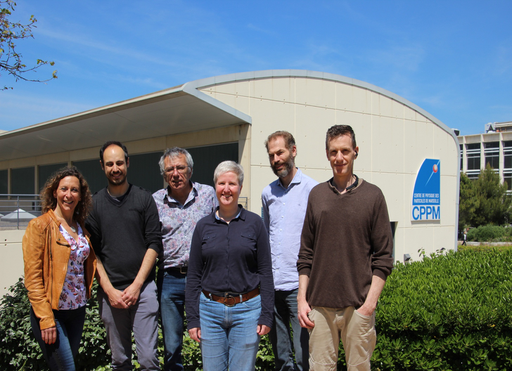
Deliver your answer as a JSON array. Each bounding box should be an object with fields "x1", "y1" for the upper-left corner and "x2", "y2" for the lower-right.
[
  {"x1": 467, "y1": 225, "x2": 512, "y2": 242},
  {"x1": 373, "y1": 248, "x2": 512, "y2": 371},
  {"x1": 1, "y1": 249, "x2": 511, "y2": 370}
]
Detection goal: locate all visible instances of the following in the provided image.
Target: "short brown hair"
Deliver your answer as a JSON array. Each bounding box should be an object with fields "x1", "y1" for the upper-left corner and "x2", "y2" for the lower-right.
[
  {"x1": 40, "y1": 166, "x2": 92, "y2": 225},
  {"x1": 264, "y1": 131, "x2": 296, "y2": 152},
  {"x1": 325, "y1": 125, "x2": 357, "y2": 150}
]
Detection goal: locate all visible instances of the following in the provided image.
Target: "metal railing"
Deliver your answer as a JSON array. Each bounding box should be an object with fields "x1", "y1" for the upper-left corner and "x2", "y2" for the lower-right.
[
  {"x1": 0, "y1": 195, "x2": 250, "y2": 230},
  {"x1": 0, "y1": 194, "x2": 42, "y2": 230}
]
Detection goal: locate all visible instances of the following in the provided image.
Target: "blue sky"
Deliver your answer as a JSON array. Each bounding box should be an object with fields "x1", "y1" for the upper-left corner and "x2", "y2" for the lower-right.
[{"x1": 1, "y1": 0, "x2": 511, "y2": 135}]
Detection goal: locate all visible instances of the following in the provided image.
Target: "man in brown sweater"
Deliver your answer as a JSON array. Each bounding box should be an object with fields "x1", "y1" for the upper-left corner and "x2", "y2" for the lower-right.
[{"x1": 297, "y1": 125, "x2": 393, "y2": 371}]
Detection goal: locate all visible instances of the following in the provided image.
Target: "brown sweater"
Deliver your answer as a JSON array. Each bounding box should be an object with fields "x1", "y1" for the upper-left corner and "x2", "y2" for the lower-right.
[{"x1": 297, "y1": 178, "x2": 393, "y2": 309}]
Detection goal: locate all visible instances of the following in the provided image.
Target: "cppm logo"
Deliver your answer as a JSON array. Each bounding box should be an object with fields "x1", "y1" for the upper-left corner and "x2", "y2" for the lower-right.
[{"x1": 411, "y1": 159, "x2": 440, "y2": 221}]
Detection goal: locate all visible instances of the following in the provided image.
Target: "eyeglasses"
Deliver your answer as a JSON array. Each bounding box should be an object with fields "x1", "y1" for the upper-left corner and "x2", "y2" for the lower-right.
[{"x1": 165, "y1": 165, "x2": 188, "y2": 174}]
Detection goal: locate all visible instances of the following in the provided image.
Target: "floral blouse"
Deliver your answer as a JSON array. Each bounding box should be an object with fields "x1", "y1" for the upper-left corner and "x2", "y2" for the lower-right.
[{"x1": 58, "y1": 224, "x2": 90, "y2": 310}]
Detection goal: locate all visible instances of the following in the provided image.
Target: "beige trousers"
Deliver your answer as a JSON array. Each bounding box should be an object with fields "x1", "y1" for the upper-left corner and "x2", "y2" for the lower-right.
[{"x1": 308, "y1": 306, "x2": 376, "y2": 371}]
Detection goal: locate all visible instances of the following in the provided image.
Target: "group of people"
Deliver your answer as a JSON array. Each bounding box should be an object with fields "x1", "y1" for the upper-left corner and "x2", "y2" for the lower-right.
[{"x1": 23, "y1": 124, "x2": 394, "y2": 371}]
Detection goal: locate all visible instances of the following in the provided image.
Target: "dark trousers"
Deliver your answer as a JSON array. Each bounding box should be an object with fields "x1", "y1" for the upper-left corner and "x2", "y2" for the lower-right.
[{"x1": 30, "y1": 305, "x2": 86, "y2": 371}]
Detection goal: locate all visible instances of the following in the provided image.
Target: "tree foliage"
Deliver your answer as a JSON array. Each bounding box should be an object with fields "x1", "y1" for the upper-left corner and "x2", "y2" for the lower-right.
[
  {"x1": 473, "y1": 164, "x2": 512, "y2": 226},
  {"x1": 0, "y1": 0, "x2": 57, "y2": 90},
  {"x1": 458, "y1": 172, "x2": 478, "y2": 233},
  {"x1": 459, "y1": 164, "x2": 512, "y2": 232}
]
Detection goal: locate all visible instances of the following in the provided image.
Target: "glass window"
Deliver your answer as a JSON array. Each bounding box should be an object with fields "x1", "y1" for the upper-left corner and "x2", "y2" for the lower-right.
[
  {"x1": 38, "y1": 163, "x2": 68, "y2": 193},
  {"x1": 467, "y1": 172, "x2": 479, "y2": 181},
  {"x1": 187, "y1": 143, "x2": 239, "y2": 187},
  {"x1": 466, "y1": 154, "x2": 480, "y2": 170},
  {"x1": 484, "y1": 142, "x2": 500, "y2": 169},
  {"x1": 128, "y1": 152, "x2": 163, "y2": 193},
  {"x1": 73, "y1": 159, "x2": 105, "y2": 194},
  {"x1": 466, "y1": 143, "x2": 481, "y2": 170},
  {"x1": 504, "y1": 173, "x2": 512, "y2": 191},
  {"x1": 484, "y1": 142, "x2": 499, "y2": 149},
  {"x1": 11, "y1": 167, "x2": 35, "y2": 194},
  {"x1": 503, "y1": 141, "x2": 512, "y2": 170},
  {"x1": 0, "y1": 169, "x2": 7, "y2": 194},
  {"x1": 459, "y1": 145, "x2": 463, "y2": 170},
  {"x1": 485, "y1": 154, "x2": 499, "y2": 169}
]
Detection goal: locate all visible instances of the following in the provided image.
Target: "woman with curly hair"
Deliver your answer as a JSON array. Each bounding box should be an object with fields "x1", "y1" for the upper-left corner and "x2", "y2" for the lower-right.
[{"x1": 23, "y1": 166, "x2": 97, "y2": 370}]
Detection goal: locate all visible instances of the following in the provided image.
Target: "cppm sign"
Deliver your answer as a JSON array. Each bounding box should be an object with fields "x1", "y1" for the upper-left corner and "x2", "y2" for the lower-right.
[{"x1": 411, "y1": 159, "x2": 440, "y2": 221}]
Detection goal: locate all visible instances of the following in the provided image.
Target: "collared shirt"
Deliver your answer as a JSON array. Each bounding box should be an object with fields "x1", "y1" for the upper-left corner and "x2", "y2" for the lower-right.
[
  {"x1": 261, "y1": 168, "x2": 318, "y2": 290},
  {"x1": 185, "y1": 207, "x2": 274, "y2": 329},
  {"x1": 153, "y1": 182, "x2": 217, "y2": 269}
]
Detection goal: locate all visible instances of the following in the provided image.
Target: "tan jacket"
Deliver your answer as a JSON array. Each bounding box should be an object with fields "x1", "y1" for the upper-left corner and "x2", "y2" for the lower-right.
[{"x1": 22, "y1": 209, "x2": 97, "y2": 330}]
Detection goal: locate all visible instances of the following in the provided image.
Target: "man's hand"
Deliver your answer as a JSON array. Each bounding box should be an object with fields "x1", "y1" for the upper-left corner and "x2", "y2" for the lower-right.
[
  {"x1": 298, "y1": 298, "x2": 315, "y2": 329},
  {"x1": 41, "y1": 326, "x2": 57, "y2": 344},
  {"x1": 122, "y1": 282, "x2": 142, "y2": 307},
  {"x1": 356, "y1": 275, "x2": 386, "y2": 317},
  {"x1": 189, "y1": 327, "x2": 201, "y2": 342},
  {"x1": 257, "y1": 324, "x2": 270, "y2": 336},
  {"x1": 356, "y1": 303, "x2": 375, "y2": 317},
  {"x1": 297, "y1": 274, "x2": 314, "y2": 329},
  {"x1": 107, "y1": 289, "x2": 129, "y2": 309}
]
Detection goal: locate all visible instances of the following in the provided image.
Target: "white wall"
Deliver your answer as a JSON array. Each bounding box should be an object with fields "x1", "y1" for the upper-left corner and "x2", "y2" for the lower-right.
[
  {"x1": 200, "y1": 75, "x2": 459, "y2": 262},
  {"x1": 0, "y1": 230, "x2": 25, "y2": 298}
]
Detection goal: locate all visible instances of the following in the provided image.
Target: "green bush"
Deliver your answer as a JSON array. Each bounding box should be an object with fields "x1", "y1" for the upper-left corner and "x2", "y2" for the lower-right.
[
  {"x1": 3, "y1": 250, "x2": 512, "y2": 370},
  {"x1": 0, "y1": 279, "x2": 274, "y2": 370},
  {"x1": 459, "y1": 244, "x2": 512, "y2": 252},
  {"x1": 374, "y1": 249, "x2": 512, "y2": 370},
  {"x1": 467, "y1": 225, "x2": 508, "y2": 242},
  {"x1": 0, "y1": 279, "x2": 110, "y2": 371},
  {"x1": 0, "y1": 278, "x2": 43, "y2": 370}
]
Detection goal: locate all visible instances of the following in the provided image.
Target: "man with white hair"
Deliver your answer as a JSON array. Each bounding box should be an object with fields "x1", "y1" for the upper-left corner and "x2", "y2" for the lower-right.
[{"x1": 153, "y1": 147, "x2": 217, "y2": 371}]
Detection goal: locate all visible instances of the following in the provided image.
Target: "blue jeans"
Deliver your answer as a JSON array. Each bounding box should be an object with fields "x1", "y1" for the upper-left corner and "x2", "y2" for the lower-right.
[
  {"x1": 158, "y1": 268, "x2": 186, "y2": 371},
  {"x1": 98, "y1": 281, "x2": 160, "y2": 371},
  {"x1": 30, "y1": 305, "x2": 86, "y2": 371},
  {"x1": 199, "y1": 292, "x2": 261, "y2": 371},
  {"x1": 270, "y1": 289, "x2": 309, "y2": 371}
]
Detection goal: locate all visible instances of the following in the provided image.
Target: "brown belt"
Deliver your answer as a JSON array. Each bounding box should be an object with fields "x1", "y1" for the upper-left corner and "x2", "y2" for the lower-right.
[{"x1": 202, "y1": 288, "x2": 260, "y2": 307}]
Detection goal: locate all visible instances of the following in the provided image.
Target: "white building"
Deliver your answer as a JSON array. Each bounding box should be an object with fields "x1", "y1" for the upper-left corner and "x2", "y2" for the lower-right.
[
  {"x1": 0, "y1": 70, "x2": 460, "y2": 294},
  {"x1": 458, "y1": 121, "x2": 512, "y2": 190}
]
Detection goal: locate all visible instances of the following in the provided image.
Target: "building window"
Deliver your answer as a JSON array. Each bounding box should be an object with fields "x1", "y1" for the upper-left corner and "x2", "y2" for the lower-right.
[
  {"x1": 39, "y1": 163, "x2": 67, "y2": 192},
  {"x1": 466, "y1": 143, "x2": 481, "y2": 170},
  {"x1": 504, "y1": 172, "x2": 512, "y2": 192},
  {"x1": 503, "y1": 141, "x2": 512, "y2": 169},
  {"x1": 460, "y1": 144, "x2": 463, "y2": 171},
  {"x1": 467, "y1": 172, "x2": 479, "y2": 181},
  {"x1": 0, "y1": 169, "x2": 7, "y2": 194},
  {"x1": 11, "y1": 167, "x2": 35, "y2": 194},
  {"x1": 484, "y1": 142, "x2": 499, "y2": 169}
]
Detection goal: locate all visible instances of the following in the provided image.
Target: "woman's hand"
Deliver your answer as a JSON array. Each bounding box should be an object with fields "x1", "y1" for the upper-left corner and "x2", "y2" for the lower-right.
[
  {"x1": 41, "y1": 326, "x2": 57, "y2": 344},
  {"x1": 189, "y1": 327, "x2": 201, "y2": 342},
  {"x1": 257, "y1": 324, "x2": 270, "y2": 336}
]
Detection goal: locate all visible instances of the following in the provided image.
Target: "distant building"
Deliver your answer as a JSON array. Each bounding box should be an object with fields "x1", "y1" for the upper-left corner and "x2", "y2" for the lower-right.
[{"x1": 457, "y1": 121, "x2": 512, "y2": 190}]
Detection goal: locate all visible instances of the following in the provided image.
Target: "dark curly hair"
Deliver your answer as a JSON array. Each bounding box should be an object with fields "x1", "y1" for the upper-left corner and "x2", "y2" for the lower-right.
[{"x1": 40, "y1": 166, "x2": 92, "y2": 225}]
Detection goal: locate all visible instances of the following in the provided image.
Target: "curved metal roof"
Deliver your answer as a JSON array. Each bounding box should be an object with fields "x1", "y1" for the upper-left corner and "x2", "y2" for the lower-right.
[{"x1": 0, "y1": 70, "x2": 457, "y2": 162}]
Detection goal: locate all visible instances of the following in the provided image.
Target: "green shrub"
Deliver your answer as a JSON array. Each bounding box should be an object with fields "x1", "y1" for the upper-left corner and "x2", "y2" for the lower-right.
[
  {"x1": 0, "y1": 279, "x2": 274, "y2": 370},
  {"x1": 374, "y1": 249, "x2": 512, "y2": 370},
  {"x1": 467, "y1": 224, "x2": 507, "y2": 242},
  {"x1": 3, "y1": 250, "x2": 512, "y2": 370},
  {"x1": 459, "y1": 244, "x2": 512, "y2": 252},
  {"x1": 0, "y1": 278, "x2": 43, "y2": 370},
  {"x1": 0, "y1": 279, "x2": 110, "y2": 371}
]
